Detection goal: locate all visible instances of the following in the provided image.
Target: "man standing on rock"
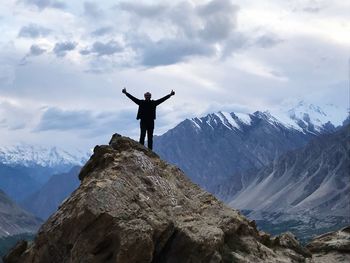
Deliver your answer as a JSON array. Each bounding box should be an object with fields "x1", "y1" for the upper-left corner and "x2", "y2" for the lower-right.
[{"x1": 122, "y1": 88, "x2": 175, "y2": 150}]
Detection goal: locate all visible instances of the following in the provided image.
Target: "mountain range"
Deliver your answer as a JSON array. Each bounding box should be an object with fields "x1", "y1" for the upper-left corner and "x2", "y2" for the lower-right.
[
  {"x1": 230, "y1": 124, "x2": 350, "y2": 242},
  {"x1": 154, "y1": 101, "x2": 346, "y2": 200},
  {"x1": 153, "y1": 101, "x2": 348, "y2": 240},
  {"x1": 0, "y1": 145, "x2": 88, "y2": 202}
]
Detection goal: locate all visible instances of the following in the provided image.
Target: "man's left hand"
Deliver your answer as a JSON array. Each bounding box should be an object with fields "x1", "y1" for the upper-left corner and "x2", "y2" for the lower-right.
[{"x1": 170, "y1": 90, "x2": 175, "y2": 96}]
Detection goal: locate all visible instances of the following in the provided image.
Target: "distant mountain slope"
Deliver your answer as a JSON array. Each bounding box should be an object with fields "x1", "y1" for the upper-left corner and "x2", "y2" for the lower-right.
[
  {"x1": 0, "y1": 164, "x2": 41, "y2": 202},
  {"x1": 0, "y1": 144, "x2": 88, "y2": 169},
  {"x1": 154, "y1": 111, "x2": 313, "y2": 199},
  {"x1": 230, "y1": 124, "x2": 350, "y2": 217},
  {"x1": 0, "y1": 189, "x2": 42, "y2": 238},
  {"x1": 0, "y1": 145, "x2": 88, "y2": 202},
  {"x1": 229, "y1": 124, "x2": 350, "y2": 242},
  {"x1": 154, "y1": 102, "x2": 346, "y2": 200},
  {"x1": 20, "y1": 166, "x2": 81, "y2": 220}
]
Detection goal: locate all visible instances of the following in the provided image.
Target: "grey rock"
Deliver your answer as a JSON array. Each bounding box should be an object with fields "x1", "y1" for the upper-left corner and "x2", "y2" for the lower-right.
[
  {"x1": 307, "y1": 226, "x2": 350, "y2": 263},
  {"x1": 307, "y1": 226, "x2": 350, "y2": 253},
  {"x1": 5, "y1": 134, "x2": 311, "y2": 263}
]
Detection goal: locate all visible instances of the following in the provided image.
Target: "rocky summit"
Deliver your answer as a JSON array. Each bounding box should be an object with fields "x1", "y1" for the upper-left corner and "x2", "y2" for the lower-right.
[{"x1": 4, "y1": 134, "x2": 312, "y2": 263}]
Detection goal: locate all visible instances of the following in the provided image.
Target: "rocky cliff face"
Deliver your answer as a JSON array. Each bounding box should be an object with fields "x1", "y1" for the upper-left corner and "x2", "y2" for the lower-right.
[{"x1": 4, "y1": 134, "x2": 312, "y2": 263}]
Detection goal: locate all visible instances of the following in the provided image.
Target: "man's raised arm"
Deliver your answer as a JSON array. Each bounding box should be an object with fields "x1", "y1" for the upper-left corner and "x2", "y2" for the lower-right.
[
  {"x1": 122, "y1": 88, "x2": 141, "y2": 105},
  {"x1": 155, "y1": 90, "x2": 175, "y2": 106}
]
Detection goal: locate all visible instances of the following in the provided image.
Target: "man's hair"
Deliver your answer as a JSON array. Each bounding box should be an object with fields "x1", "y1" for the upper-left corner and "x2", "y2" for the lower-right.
[{"x1": 144, "y1": 92, "x2": 151, "y2": 97}]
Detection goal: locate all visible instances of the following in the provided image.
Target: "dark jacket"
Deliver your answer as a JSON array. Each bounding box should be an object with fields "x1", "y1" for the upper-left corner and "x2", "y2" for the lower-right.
[{"x1": 125, "y1": 92, "x2": 171, "y2": 120}]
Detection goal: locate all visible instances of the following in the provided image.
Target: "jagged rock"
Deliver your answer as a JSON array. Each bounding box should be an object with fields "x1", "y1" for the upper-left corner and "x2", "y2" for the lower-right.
[
  {"x1": 5, "y1": 134, "x2": 312, "y2": 263},
  {"x1": 307, "y1": 226, "x2": 350, "y2": 263},
  {"x1": 273, "y1": 232, "x2": 311, "y2": 258}
]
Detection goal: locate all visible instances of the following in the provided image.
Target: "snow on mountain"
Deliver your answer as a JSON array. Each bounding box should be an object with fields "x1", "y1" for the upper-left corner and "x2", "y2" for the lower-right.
[
  {"x1": 270, "y1": 101, "x2": 348, "y2": 134},
  {"x1": 188, "y1": 101, "x2": 347, "y2": 134},
  {"x1": 0, "y1": 143, "x2": 89, "y2": 168}
]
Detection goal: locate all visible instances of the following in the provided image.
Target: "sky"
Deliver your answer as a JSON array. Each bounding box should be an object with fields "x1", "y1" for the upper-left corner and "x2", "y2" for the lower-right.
[{"x1": 0, "y1": 0, "x2": 349, "y2": 151}]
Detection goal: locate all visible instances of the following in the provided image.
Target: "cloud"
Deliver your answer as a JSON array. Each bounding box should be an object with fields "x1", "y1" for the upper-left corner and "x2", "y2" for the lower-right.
[
  {"x1": 254, "y1": 33, "x2": 283, "y2": 48},
  {"x1": 35, "y1": 107, "x2": 137, "y2": 137},
  {"x1": 91, "y1": 26, "x2": 114, "y2": 36},
  {"x1": 118, "y1": 2, "x2": 168, "y2": 17},
  {"x1": 36, "y1": 107, "x2": 94, "y2": 131},
  {"x1": 21, "y1": 0, "x2": 66, "y2": 10},
  {"x1": 53, "y1": 41, "x2": 77, "y2": 57},
  {"x1": 115, "y1": 0, "x2": 241, "y2": 67},
  {"x1": 135, "y1": 37, "x2": 215, "y2": 66},
  {"x1": 18, "y1": 24, "x2": 51, "y2": 38},
  {"x1": 303, "y1": 7, "x2": 322, "y2": 13},
  {"x1": 84, "y1": 1, "x2": 104, "y2": 18},
  {"x1": 29, "y1": 44, "x2": 46, "y2": 56},
  {"x1": 196, "y1": 0, "x2": 238, "y2": 42},
  {"x1": 80, "y1": 40, "x2": 123, "y2": 56},
  {"x1": 0, "y1": 101, "x2": 32, "y2": 130}
]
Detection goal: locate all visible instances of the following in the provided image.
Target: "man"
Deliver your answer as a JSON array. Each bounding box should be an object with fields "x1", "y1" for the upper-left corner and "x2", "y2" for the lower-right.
[{"x1": 122, "y1": 87, "x2": 175, "y2": 150}]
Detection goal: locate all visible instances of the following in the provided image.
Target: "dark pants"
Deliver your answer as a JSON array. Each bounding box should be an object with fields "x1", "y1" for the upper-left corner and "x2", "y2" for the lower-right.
[{"x1": 139, "y1": 119, "x2": 154, "y2": 150}]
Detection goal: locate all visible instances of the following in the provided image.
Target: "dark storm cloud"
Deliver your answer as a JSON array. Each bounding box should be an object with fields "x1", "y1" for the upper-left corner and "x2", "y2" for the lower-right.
[
  {"x1": 91, "y1": 26, "x2": 114, "y2": 36},
  {"x1": 21, "y1": 0, "x2": 66, "y2": 10},
  {"x1": 18, "y1": 24, "x2": 51, "y2": 38},
  {"x1": 53, "y1": 41, "x2": 77, "y2": 57},
  {"x1": 80, "y1": 40, "x2": 123, "y2": 56},
  {"x1": 84, "y1": 1, "x2": 104, "y2": 18}
]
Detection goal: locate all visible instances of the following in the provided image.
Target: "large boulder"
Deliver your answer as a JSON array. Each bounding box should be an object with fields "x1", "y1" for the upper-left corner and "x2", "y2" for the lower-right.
[{"x1": 5, "y1": 134, "x2": 311, "y2": 263}]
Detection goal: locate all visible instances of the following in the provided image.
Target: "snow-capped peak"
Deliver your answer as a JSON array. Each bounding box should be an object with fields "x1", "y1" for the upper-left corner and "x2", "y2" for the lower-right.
[
  {"x1": 0, "y1": 143, "x2": 90, "y2": 168},
  {"x1": 190, "y1": 111, "x2": 252, "y2": 131},
  {"x1": 187, "y1": 100, "x2": 347, "y2": 135},
  {"x1": 271, "y1": 100, "x2": 348, "y2": 133}
]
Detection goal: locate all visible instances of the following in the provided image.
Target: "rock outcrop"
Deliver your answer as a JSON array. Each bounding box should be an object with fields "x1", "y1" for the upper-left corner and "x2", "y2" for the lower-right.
[
  {"x1": 306, "y1": 226, "x2": 350, "y2": 263},
  {"x1": 4, "y1": 134, "x2": 312, "y2": 263}
]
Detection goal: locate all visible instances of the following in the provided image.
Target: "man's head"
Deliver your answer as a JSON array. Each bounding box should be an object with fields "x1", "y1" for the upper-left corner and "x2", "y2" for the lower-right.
[{"x1": 144, "y1": 92, "x2": 151, "y2": 100}]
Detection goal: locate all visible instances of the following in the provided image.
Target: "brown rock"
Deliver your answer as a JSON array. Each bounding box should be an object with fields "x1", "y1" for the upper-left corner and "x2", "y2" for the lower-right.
[{"x1": 5, "y1": 134, "x2": 312, "y2": 263}]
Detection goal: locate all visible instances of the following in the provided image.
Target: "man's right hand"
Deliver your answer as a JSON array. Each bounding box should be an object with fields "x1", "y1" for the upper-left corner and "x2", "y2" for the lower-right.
[{"x1": 122, "y1": 88, "x2": 126, "y2": 94}]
